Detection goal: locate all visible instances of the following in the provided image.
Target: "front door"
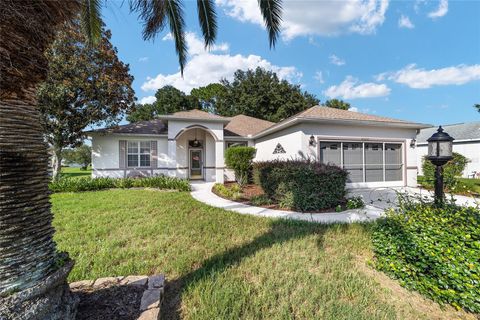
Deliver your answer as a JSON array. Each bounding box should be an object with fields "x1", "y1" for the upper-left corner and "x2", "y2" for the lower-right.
[{"x1": 189, "y1": 149, "x2": 203, "y2": 180}]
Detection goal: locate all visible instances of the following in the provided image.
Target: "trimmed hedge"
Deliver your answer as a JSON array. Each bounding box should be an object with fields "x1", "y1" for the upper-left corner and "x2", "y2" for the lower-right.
[
  {"x1": 372, "y1": 200, "x2": 480, "y2": 312},
  {"x1": 253, "y1": 159, "x2": 348, "y2": 211},
  {"x1": 49, "y1": 175, "x2": 191, "y2": 193}
]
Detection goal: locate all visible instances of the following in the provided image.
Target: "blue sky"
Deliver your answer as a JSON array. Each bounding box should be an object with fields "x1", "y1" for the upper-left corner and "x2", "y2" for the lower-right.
[{"x1": 102, "y1": 0, "x2": 480, "y2": 126}]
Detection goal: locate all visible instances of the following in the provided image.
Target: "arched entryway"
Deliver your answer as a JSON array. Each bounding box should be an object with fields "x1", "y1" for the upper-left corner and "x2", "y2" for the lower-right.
[{"x1": 172, "y1": 125, "x2": 224, "y2": 183}]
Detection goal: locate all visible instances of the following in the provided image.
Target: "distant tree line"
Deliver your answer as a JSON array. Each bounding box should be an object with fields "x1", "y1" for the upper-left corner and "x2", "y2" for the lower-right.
[{"x1": 128, "y1": 67, "x2": 354, "y2": 123}]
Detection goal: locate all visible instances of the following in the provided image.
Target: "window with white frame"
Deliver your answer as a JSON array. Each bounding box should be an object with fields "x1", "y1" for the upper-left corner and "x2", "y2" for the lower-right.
[
  {"x1": 226, "y1": 141, "x2": 247, "y2": 148},
  {"x1": 320, "y1": 141, "x2": 403, "y2": 183},
  {"x1": 127, "y1": 141, "x2": 151, "y2": 167}
]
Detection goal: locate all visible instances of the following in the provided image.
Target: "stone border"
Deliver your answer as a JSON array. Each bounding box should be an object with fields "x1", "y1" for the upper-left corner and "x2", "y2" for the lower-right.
[{"x1": 69, "y1": 274, "x2": 165, "y2": 320}]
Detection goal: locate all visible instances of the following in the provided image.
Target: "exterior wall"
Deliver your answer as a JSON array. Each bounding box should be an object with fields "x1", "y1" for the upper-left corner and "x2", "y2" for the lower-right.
[
  {"x1": 417, "y1": 141, "x2": 480, "y2": 177},
  {"x1": 254, "y1": 126, "x2": 304, "y2": 161},
  {"x1": 91, "y1": 134, "x2": 168, "y2": 178},
  {"x1": 253, "y1": 123, "x2": 419, "y2": 188}
]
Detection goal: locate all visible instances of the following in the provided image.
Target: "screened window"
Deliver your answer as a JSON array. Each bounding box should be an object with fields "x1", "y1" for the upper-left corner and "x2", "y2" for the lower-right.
[
  {"x1": 319, "y1": 141, "x2": 403, "y2": 183},
  {"x1": 365, "y1": 143, "x2": 383, "y2": 182},
  {"x1": 320, "y1": 142, "x2": 341, "y2": 166},
  {"x1": 343, "y1": 142, "x2": 363, "y2": 183},
  {"x1": 385, "y1": 144, "x2": 402, "y2": 181},
  {"x1": 127, "y1": 141, "x2": 151, "y2": 167}
]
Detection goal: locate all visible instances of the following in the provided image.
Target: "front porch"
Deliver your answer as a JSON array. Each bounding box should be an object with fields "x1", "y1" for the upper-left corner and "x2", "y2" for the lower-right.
[{"x1": 166, "y1": 121, "x2": 226, "y2": 183}]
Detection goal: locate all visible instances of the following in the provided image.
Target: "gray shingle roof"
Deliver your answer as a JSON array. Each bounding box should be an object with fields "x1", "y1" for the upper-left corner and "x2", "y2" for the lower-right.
[
  {"x1": 417, "y1": 122, "x2": 480, "y2": 143},
  {"x1": 87, "y1": 119, "x2": 167, "y2": 135}
]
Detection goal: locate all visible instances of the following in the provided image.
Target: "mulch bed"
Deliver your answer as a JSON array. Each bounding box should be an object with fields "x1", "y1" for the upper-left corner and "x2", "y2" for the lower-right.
[{"x1": 72, "y1": 283, "x2": 144, "y2": 320}]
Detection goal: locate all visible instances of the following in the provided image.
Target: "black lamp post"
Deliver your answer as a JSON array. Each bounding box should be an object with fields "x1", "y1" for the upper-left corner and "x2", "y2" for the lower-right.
[{"x1": 426, "y1": 126, "x2": 454, "y2": 206}]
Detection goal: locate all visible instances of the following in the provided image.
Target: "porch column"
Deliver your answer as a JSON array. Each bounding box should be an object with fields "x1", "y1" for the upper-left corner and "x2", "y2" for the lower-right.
[
  {"x1": 168, "y1": 139, "x2": 177, "y2": 177},
  {"x1": 215, "y1": 140, "x2": 224, "y2": 183}
]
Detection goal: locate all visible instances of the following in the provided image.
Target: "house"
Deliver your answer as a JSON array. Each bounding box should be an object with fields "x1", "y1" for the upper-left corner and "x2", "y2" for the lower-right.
[
  {"x1": 416, "y1": 122, "x2": 480, "y2": 178},
  {"x1": 88, "y1": 106, "x2": 430, "y2": 188}
]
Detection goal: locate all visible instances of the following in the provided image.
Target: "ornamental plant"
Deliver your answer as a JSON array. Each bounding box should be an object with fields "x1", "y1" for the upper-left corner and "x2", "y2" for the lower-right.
[
  {"x1": 225, "y1": 146, "x2": 256, "y2": 187},
  {"x1": 253, "y1": 159, "x2": 348, "y2": 211},
  {"x1": 372, "y1": 197, "x2": 480, "y2": 312}
]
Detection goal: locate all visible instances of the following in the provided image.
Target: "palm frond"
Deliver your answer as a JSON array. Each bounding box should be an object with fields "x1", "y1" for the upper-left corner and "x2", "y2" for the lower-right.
[
  {"x1": 197, "y1": 0, "x2": 217, "y2": 48},
  {"x1": 165, "y1": 0, "x2": 187, "y2": 75},
  {"x1": 257, "y1": 0, "x2": 282, "y2": 48},
  {"x1": 131, "y1": 0, "x2": 167, "y2": 40},
  {"x1": 81, "y1": 0, "x2": 103, "y2": 45}
]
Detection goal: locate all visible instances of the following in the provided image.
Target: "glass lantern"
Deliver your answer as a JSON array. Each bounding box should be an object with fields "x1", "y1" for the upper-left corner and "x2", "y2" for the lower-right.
[{"x1": 427, "y1": 126, "x2": 454, "y2": 166}]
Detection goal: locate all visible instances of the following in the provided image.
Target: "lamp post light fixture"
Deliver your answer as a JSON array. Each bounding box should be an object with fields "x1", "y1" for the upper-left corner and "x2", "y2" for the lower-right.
[{"x1": 426, "y1": 126, "x2": 454, "y2": 206}]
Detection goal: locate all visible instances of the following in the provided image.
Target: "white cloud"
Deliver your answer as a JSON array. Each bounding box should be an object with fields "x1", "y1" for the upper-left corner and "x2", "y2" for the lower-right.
[
  {"x1": 398, "y1": 15, "x2": 414, "y2": 29},
  {"x1": 314, "y1": 71, "x2": 325, "y2": 84},
  {"x1": 139, "y1": 96, "x2": 156, "y2": 104},
  {"x1": 162, "y1": 32, "x2": 229, "y2": 55},
  {"x1": 329, "y1": 54, "x2": 346, "y2": 66},
  {"x1": 142, "y1": 32, "x2": 302, "y2": 93},
  {"x1": 216, "y1": 0, "x2": 389, "y2": 40},
  {"x1": 350, "y1": 106, "x2": 359, "y2": 112},
  {"x1": 428, "y1": 0, "x2": 448, "y2": 19},
  {"x1": 138, "y1": 57, "x2": 149, "y2": 62},
  {"x1": 377, "y1": 64, "x2": 480, "y2": 89},
  {"x1": 324, "y1": 76, "x2": 391, "y2": 99}
]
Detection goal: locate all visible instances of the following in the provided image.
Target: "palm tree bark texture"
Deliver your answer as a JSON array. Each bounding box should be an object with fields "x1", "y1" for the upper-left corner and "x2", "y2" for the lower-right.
[{"x1": 0, "y1": 1, "x2": 80, "y2": 318}]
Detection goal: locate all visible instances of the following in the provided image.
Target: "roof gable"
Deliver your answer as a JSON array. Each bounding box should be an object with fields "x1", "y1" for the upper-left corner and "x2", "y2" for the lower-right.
[{"x1": 224, "y1": 115, "x2": 275, "y2": 137}]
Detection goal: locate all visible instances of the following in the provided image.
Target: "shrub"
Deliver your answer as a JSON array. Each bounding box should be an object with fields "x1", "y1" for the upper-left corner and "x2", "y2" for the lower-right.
[
  {"x1": 249, "y1": 194, "x2": 273, "y2": 206},
  {"x1": 372, "y1": 199, "x2": 480, "y2": 312},
  {"x1": 346, "y1": 196, "x2": 365, "y2": 209},
  {"x1": 225, "y1": 146, "x2": 256, "y2": 187},
  {"x1": 212, "y1": 183, "x2": 242, "y2": 200},
  {"x1": 421, "y1": 152, "x2": 469, "y2": 190},
  {"x1": 49, "y1": 175, "x2": 190, "y2": 193},
  {"x1": 253, "y1": 159, "x2": 348, "y2": 212}
]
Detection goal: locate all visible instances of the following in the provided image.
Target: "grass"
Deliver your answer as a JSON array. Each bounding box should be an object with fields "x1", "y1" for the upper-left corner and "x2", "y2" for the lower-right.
[
  {"x1": 51, "y1": 190, "x2": 475, "y2": 319},
  {"x1": 457, "y1": 178, "x2": 480, "y2": 194},
  {"x1": 60, "y1": 166, "x2": 92, "y2": 179}
]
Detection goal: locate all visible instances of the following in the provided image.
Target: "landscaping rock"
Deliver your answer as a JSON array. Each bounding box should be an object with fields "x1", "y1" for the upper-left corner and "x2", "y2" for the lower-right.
[
  {"x1": 148, "y1": 274, "x2": 165, "y2": 289},
  {"x1": 93, "y1": 277, "x2": 119, "y2": 287},
  {"x1": 121, "y1": 275, "x2": 148, "y2": 287},
  {"x1": 69, "y1": 280, "x2": 94, "y2": 290},
  {"x1": 137, "y1": 307, "x2": 160, "y2": 320},
  {"x1": 140, "y1": 289, "x2": 161, "y2": 311}
]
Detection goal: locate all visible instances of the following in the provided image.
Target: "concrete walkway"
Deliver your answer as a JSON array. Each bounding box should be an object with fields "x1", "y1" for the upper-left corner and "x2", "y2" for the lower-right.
[{"x1": 190, "y1": 182, "x2": 385, "y2": 224}]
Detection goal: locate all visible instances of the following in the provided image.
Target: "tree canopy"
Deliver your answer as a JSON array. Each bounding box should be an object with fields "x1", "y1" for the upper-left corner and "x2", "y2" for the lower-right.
[
  {"x1": 474, "y1": 104, "x2": 479, "y2": 113},
  {"x1": 63, "y1": 144, "x2": 92, "y2": 170},
  {"x1": 217, "y1": 67, "x2": 319, "y2": 122},
  {"x1": 325, "y1": 99, "x2": 351, "y2": 110},
  {"x1": 127, "y1": 85, "x2": 199, "y2": 122},
  {"x1": 38, "y1": 20, "x2": 135, "y2": 179}
]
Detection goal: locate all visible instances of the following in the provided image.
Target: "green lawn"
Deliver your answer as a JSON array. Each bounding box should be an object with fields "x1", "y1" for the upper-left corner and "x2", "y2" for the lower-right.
[
  {"x1": 458, "y1": 178, "x2": 480, "y2": 194},
  {"x1": 60, "y1": 166, "x2": 92, "y2": 179},
  {"x1": 51, "y1": 190, "x2": 474, "y2": 320}
]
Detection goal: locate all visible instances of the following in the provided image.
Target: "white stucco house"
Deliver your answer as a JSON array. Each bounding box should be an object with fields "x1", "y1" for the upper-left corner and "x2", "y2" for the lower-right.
[
  {"x1": 87, "y1": 106, "x2": 430, "y2": 188},
  {"x1": 416, "y1": 122, "x2": 480, "y2": 178}
]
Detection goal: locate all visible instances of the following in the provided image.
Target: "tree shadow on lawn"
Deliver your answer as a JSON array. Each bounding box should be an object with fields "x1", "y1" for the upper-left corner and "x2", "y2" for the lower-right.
[{"x1": 161, "y1": 219, "x2": 357, "y2": 319}]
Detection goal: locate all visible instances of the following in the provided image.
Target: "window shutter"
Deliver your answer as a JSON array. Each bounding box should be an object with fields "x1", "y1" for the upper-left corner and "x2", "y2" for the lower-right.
[
  {"x1": 119, "y1": 140, "x2": 126, "y2": 169},
  {"x1": 151, "y1": 140, "x2": 158, "y2": 169}
]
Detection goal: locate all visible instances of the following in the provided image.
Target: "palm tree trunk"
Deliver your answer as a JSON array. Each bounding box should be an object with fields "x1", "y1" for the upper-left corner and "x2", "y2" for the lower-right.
[
  {"x1": 0, "y1": 88, "x2": 58, "y2": 293},
  {"x1": 0, "y1": 1, "x2": 80, "y2": 318}
]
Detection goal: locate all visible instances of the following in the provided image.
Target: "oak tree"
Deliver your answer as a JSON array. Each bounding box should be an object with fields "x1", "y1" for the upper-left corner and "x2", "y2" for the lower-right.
[{"x1": 38, "y1": 21, "x2": 135, "y2": 180}]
